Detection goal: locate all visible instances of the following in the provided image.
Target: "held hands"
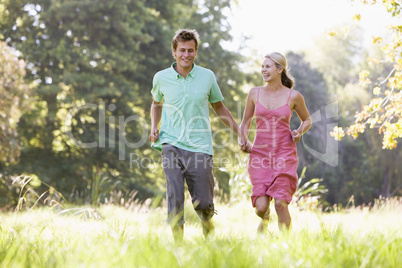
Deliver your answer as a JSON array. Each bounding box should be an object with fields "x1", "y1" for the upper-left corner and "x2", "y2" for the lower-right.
[
  {"x1": 148, "y1": 128, "x2": 159, "y2": 142},
  {"x1": 291, "y1": 130, "x2": 301, "y2": 143},
  {"x1": 238, "y1": 136, "x2": 252, "y2": 154}
]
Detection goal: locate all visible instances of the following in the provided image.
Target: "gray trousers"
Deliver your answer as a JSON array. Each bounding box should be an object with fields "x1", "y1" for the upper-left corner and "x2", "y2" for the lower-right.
[{"x1": 161, "y1": 144, "x2": 215, "y2": 226}]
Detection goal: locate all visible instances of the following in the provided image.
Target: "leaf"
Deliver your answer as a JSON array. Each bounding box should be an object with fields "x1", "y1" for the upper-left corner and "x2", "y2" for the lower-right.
[
  {"x1": 352, "y1": 14, "x2": 361, "y2": 21},
  {"x1": 359, "y1": 70, "x2": 371, "y2": 86},
  {"x1": 330, "y1": 126, "x2": 345, "y2": 141},
  {"x1": 372, "y1": 36, "x2": 383, "y2": 44},
  {"x1": 373, "y1": 86, "x2": 381, "y2": 95},
  {"x1": 326, "y1": 29, "x2": 338, "y2": 39}
]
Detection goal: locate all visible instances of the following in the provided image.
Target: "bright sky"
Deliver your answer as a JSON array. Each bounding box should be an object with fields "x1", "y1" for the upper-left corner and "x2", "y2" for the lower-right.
[{"x1": 224, "y1": 0, "x2": 399, "y2": 56}]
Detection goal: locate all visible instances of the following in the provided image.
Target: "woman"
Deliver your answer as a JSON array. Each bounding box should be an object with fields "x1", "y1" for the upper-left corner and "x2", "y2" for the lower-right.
[{"x1": 239, "y1": 52, "x2": 311, "y2": 233}]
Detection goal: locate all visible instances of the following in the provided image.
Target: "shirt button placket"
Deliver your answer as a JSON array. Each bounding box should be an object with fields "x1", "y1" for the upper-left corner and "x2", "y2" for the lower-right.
[{"x1": 185, "y1": 79, "x2": 189, "y2": 98}]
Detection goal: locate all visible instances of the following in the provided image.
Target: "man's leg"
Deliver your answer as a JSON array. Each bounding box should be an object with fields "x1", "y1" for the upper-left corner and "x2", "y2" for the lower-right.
[
  {"x1": 171, "y1": 225, "x2": 184, "y2": 242},
  {"x1": 201, "y1": 218, "x2": 215, "y2": 237},
  {"x1": 184, "y1": 152, "x2": 215, "y2": 238},
  {"x1": 162, "y1": 144, "x2": 186, "y2": 242}
]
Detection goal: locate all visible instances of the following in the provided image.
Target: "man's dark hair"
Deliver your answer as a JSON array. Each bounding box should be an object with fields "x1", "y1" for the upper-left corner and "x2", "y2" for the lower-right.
[{"x1": 171, "y1": 29, "x2": 200, "y2": 57}]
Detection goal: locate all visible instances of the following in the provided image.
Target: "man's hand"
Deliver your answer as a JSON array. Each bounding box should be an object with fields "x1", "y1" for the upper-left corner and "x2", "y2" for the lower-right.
[{"x1": 148, "y1": 128, "x2": 159, "y2": 142}]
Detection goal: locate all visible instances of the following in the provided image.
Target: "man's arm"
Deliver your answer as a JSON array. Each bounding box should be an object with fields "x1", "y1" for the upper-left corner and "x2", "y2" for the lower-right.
[
  {"x1": 210, "y1": 100, "x2": 251, "y2": 153},
  {"x1": 211, "y1": 101, "x2": 251, "y2": 152},
  {"x1": 148, "y1": 99, "x2": 163, "y2": 142},
  {"x1": 210, "y1": 101, "x2": 241, "y2": 136}
]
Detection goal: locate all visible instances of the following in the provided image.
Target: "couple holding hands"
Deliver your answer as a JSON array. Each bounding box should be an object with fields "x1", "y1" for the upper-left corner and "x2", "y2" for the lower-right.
[{"x1": 149, "y1": 29, "x2": 311, "y2": 242}]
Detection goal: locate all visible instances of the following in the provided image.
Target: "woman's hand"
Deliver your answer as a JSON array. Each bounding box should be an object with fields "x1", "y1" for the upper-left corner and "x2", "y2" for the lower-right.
[
  {"x1": 291, "y1": 130, "x2": 301, "y2": 143},
  {"x1": 238, "y1": 137, "x2": 252, "y2": 153}
]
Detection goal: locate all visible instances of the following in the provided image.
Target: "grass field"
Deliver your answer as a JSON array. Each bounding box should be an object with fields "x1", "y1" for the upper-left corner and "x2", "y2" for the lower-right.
[{"x1": 0, "y1": 197, "x2": 401, "y2": 267}]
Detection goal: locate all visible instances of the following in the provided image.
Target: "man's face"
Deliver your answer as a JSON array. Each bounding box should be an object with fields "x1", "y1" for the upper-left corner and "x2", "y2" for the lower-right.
[{"x1": 173, "y1": 40, "x2": 197, "y2": 70}]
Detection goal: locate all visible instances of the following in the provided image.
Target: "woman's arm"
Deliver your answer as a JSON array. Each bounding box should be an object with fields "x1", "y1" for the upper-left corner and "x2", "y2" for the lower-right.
[
  {"x1": 239, "y1": 88, "x2": 257, "y2": 152},
  {"x1": 291, "y1": 91, "x2": 311, "y2": 143}
]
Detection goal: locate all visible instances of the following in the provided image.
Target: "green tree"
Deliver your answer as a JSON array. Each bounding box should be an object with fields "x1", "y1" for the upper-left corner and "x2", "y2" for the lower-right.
[
  {"x1": 332, "y1": 0, "x2": 402, "y2": 150},
  {"x1": 0, "y1": 0, "x2": 163, "y2": 202},
  {"x1": 0, "y1": 0, "x2": 248, "y2": 205},
  {"x1": 304, "y1": 22, "x2": 401, "y2": 203},
  {"x1": 0, "y1": 41, "x2": 32, "y2": 207},
  {"x1": 0, "y1": 41, "x2": 31, "y2": 165},
  {"x1": 328, "y1": 1, "x2": 402, "y2": 199}
]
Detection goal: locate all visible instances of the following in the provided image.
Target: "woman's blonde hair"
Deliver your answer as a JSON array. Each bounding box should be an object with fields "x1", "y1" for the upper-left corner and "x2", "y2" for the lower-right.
[{"x1": 265, "y1": 52, "x2": 295, "y2": 89}]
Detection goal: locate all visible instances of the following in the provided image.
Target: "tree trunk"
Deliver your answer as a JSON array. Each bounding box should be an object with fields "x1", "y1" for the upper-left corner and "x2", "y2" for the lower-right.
[{"x1": 380, "y1": 150, "x2": 399, "y2": 198}]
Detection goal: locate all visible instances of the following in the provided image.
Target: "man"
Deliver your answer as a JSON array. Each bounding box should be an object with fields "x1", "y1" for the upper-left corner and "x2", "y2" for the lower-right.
[{"x1": 148, "y1": 29, "x2": 249, "y2": 242}]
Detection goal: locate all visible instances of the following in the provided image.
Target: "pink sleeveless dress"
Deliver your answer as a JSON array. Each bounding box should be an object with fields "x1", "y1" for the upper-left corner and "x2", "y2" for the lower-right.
[{"x1": 248, "y1": 87, "x2": 298, "y2": 206}]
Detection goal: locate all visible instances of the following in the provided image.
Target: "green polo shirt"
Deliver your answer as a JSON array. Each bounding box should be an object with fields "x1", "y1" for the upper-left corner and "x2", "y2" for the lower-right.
[{"x1": 151, "y1": 63, "x2": 224, "y2": 155}]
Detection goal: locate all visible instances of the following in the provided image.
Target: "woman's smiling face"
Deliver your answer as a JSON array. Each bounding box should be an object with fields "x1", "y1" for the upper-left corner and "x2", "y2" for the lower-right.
[{"x1": 261, "y1": 57, "x2": 282, "y2": 82}]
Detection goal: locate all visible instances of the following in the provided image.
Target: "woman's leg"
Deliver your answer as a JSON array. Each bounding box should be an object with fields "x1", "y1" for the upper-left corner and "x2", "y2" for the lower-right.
[
  {"x1": 274, "y1": 199, "x2": 291, "y2": 230},
  {"x1": 254, "y1": 195, "x2": 271, "y2": 233}
]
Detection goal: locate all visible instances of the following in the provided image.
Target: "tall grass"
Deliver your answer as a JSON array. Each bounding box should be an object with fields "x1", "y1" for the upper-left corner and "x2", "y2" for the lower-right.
[{"x1": 0, "y1": 197, "x2": 401, "y2": 267}]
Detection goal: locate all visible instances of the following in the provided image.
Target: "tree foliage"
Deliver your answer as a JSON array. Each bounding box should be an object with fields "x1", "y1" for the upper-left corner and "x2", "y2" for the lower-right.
[
  {"x1": 0, "y1": 0, "x2": 247, "y2": 206},
  {"x1": 300, "y1": 22, "x2": 401, "y2": 203},
  {"x1": 0, "y1": 41, "x2": 31, "y2": 165},
  {"x1": 331, "y1": 0, "x2": 402, "y2": 149},
  {"x1": 1, "y1": 0, "x2": 399, "y2": 208}
]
